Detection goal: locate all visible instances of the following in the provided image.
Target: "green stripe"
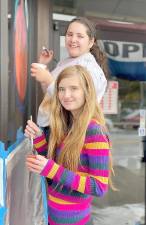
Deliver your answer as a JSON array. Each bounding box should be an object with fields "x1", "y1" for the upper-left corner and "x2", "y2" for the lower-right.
[
  {"x1": 81, "y1": 160, "x2": 108, "y2": 170},
  {"x1": 86, "y1": 127, "x2": 106, "y2": 136},
  {"x1": 60, "y1": 169, "x2": 68, "y2": 184},
  {"x1": 50, "y1": 213, "x2": 84, "y2": 223}
]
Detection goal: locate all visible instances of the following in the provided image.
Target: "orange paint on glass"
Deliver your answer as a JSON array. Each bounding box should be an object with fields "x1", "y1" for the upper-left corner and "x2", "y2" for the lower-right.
[{"x1": 15, "y1": 0, "x2": 27, "y2": 102}]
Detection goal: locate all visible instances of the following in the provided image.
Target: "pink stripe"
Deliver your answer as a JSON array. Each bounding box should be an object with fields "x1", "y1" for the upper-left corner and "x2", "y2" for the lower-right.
[
  {"x1": 98, "y1": 181, "x2": 108, "y2": 192},
  {"x1": 54, "y1": 166, "x2": 64, "y2": 181},
  {"x1": 89, "y1": 120, "x2": 98, "y2": 126},
  {"x1": 71, "y1": 174, "x2": 80, "y2": 190},
  {"x1": 48, "y1": 199, "x2": 90, "y2": 211},
  {"x1": 33, "y1": 134, "x2": 46, "y2": 144},
  {"x1": 85, "y1": 134, "x2": 108, "y2": 143},
  {"x1": 84, "y1": 177, "x2": 91, "y2": 193},
  {"x1": 37, "y1": 143, "x2": 48, "y2": 153},
  {"x1": 40, "y1": 159, "x2": 54, "y2": 176},
  {"x1": 48, "y1": 217, "x2": 57, "y2": 225},
  {"x1": 48, "y1": 186, "x2": 92, "y2": 204},
  {"x1": 82, "y1": 149, "x2": 109, "y2": 156}
]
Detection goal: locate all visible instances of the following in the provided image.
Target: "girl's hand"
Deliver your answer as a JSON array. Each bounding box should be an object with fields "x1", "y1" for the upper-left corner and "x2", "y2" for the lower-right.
[
  {"x1": 31, "y1": 63, "x2": 53, "y2": 86},
  {"x1": 26, "y1": 154, "x2": 48, "y2": 174},
  {"x1": 24, "y1": 120, "x2": 42, "y2": 139},
  {"x1": 39, "y1": 48, "x2": 53, "y2": 65}
]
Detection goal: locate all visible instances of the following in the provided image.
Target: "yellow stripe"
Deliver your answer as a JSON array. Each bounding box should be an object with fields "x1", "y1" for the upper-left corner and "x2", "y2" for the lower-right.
[
  {"x1": 48, "y1": 163, "x2": 59, "y2": 179},
  {"x1": 77, "y1": 172, "x2": 108, "y2": 184},
  {"x1": 85, "y1": 142, "x2": 109, "y2": 149},
  {"x1": 77, "y1": 176, "x2": 86, "y2": 193},
  {"x1": 34, "y1": 139, "x2": 47, "y2": 148},
  {"x1": 49, "y1": 194, "x2": 75, "y2": 205},
  {"x1": 77, "y1": 171, "x2": 87, "y2": 176},
  {"x1": 96, "y1": 176, "x2": 108, "y2": 184}
]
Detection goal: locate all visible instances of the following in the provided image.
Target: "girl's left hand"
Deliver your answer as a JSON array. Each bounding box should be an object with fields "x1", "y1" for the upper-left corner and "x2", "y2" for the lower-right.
[
  {"x1": 26, "y1": 154, "x2": 48, "y2": 174},
  {"x1": 31, "y1": 63, "x2": 53, "y2": 86}
]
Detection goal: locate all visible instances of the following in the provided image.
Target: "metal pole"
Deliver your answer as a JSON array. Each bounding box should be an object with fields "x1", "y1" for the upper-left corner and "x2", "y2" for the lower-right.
[
  {"x1": 140, "y1": 82, "x2": 146, "y2": 225},
  {"x1": 0, "y1": 0, "x2": 8, "y2": 143},
  {"x1": 141, "y1": 136, "x2": 146, "y2": 225}
]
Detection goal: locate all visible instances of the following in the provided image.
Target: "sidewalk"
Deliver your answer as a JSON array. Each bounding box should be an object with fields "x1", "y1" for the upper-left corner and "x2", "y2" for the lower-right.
[{"x1": 92, "y1": 204, "x2": 144, "y2": 225}]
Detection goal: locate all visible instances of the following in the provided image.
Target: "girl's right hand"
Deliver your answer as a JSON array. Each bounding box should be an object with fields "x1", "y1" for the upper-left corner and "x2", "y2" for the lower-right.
[
  {"x1": 39, "y1": 48, "x2": 53, "y2": 65},
  {"x1": 26, "y1": 154, "x2": 48, "y2": 174},
  {"x1": 24, "y1": 120, "x2": 42, "y2": 139}
]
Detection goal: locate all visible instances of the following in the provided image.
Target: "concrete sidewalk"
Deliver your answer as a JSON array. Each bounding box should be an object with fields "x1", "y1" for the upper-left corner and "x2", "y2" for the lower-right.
[{"x1": 92, "y1": 204, "x2": 144, "y2": 225}]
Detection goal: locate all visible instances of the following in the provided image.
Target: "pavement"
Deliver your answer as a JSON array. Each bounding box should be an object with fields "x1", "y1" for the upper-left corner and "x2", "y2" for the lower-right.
[{"x1": 91, "y1": 128, "x2": 145, "y2": 225}]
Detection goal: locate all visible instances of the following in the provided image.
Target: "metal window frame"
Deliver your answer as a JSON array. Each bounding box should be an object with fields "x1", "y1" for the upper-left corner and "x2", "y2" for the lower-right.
[{"x1": 0, "y1": 0, "x2": 8, "y2": 143}]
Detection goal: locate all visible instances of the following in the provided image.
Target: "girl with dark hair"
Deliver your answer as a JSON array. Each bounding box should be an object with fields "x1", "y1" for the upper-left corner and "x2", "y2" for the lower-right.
[
  {"x1": 68, "y1": 17, "x2": 108, "y2": 77},
  {"x1": 31, "y1": 17, "x2": 108, "y2": 128}
]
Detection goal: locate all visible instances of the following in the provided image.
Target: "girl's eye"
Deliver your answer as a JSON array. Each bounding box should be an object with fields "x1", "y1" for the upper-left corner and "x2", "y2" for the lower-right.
[
  {"x1": 78, "y1": 35, "x2": 84, "y2": 39},
  {"x1": 58, "y1": 87, "x2": 65, "y2": 92},
  {"x1": 66, "y1": 33, "x2": 73, "y2": 37},
  {"x1": 71, "y1": 86, "x2": 78, "y2": 91}
]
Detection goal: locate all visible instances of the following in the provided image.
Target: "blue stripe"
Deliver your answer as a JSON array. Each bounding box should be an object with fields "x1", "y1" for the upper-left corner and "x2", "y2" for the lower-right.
[{"x1": 108, "y1": 58, "x2": 146, "y2": 81}]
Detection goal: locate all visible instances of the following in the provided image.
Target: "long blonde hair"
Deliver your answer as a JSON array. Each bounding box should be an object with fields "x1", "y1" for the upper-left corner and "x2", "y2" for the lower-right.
[{"x1": 48, "y1": 65, "x2": 105, "y2": 171}]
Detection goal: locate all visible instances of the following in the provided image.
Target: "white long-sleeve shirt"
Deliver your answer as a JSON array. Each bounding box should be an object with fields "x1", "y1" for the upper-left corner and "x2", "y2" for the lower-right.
[{"x1": 37, "y1": 52, "x2": 107, "y2": 127}]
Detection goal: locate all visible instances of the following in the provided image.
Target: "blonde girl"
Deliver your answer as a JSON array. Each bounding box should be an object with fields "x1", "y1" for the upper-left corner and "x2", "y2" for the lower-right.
[{"x1": 25, "y1": 65, "x2": 111, "y2": 225}]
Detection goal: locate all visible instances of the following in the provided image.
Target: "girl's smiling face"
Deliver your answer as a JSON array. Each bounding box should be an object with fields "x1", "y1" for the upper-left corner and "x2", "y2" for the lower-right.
[
  {"x1": 65, "y1": 21, "x2": 94, "y2": 58},
  {"x1": 58, "y1": 74, "x2": 85, "y2": 117}
]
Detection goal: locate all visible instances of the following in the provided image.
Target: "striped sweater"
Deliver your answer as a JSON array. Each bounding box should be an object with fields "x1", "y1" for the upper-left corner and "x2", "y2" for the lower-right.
[{"x1": 33, "y1": 119, "x2": 110, "y2": 225}]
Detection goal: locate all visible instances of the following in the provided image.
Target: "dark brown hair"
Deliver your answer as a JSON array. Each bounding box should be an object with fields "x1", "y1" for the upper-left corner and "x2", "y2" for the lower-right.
[{"x1": 66, "y1": 17, "x2": 108, "y2": 78}]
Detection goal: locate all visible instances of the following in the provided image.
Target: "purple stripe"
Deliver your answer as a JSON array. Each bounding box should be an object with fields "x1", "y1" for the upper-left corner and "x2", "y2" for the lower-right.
[
  {"x1": 81, "y1": 153, "x2": 109, "y2": 161},
  {"x1": 49, "y1": 206, "x2": 90, "y2": 218},
  {"x1": 78, "y1": 167, "x2": 109, "y2": 177},
  {"x1": 64, "y1": 170, "x2": 75, "y2": 187}
]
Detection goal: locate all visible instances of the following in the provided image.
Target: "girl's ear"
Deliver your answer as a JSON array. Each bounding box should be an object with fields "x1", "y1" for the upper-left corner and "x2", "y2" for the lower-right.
[{"x1": 89, "y1": 38, "x2": 95, "y2": 49}]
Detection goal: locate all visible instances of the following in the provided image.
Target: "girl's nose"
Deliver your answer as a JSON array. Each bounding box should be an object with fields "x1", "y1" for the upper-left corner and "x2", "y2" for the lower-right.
[
  {"x1": 64, "y1": 89, "x2": 71, "y2": 98},
  {"x1": 70, "y1": 35, "x2": 77, "y2": 42}
]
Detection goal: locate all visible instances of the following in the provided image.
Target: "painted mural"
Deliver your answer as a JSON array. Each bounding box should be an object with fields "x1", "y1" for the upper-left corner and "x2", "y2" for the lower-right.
[{"x1": 14, "y1": 0, "x2": 28, "y2": 111}]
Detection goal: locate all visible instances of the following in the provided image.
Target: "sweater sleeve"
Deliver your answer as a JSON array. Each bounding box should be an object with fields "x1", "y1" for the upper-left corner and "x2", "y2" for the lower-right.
[
  {"x1": 88, "y1": 63, "x2": 107, "y2": 103},
  {"x1": 47, "y1": 80, "x2": 55, "y2": 96},
  {"x1": 33, "y1": 133, "x2": 48, "y2": 157},
  {"x1": 77, "y1": 53, "x2": 107, "y2": 103},
  {"x1": 40, "y1": 121, "x2": 110, "y2": 197}
]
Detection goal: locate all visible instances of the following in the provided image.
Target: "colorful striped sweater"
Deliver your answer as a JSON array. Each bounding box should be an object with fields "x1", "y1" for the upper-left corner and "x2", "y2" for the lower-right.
[{"x1": 33, "y1": 119, "x2": 110, "y2": 225}]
